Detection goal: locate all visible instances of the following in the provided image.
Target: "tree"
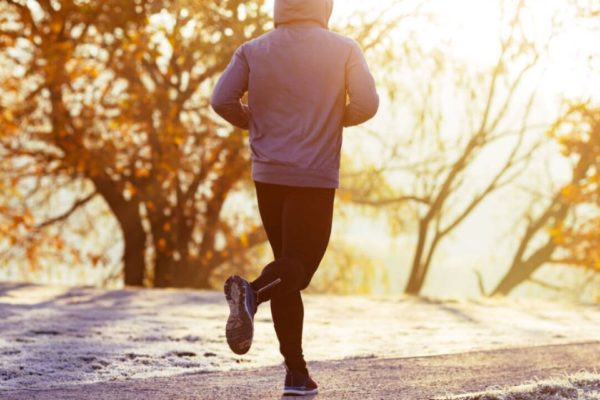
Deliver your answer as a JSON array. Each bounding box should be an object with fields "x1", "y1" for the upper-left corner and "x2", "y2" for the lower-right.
[
  {"x1": 0, "y1": 0, "x2": 270, "y2": 287},
  {"x1": 486, "y1": 104, "x2": 600, "y2": 296},
  {"x1": 342, "y1": 0, "x2": 545, "y2": 294},
  {"x1": 553, "y1": 105, "x2": 600, "y2": 271}
]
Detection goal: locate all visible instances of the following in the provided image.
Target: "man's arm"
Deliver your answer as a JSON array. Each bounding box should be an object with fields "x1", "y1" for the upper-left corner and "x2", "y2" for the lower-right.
[
  {"x1": 211, "y1": 46, "x2": 250, "y2": 130},
  {"x1": 343, "y1": 41, "x2": 379, "y2": 127}
]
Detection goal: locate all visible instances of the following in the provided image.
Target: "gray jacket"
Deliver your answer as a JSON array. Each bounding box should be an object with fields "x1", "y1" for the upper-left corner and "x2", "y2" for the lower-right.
[{"x1": 211, "y1": 0, "x2": 379, "y2": 188}]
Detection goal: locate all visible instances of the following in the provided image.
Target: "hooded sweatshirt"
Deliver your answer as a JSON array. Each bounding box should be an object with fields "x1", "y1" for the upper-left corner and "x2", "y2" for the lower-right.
[{"x1": 211, "y1": 0, "x2": 379, "y2": 189}]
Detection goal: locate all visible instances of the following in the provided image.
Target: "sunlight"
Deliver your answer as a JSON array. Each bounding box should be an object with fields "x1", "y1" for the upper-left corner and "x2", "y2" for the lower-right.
[
  {"x1": 266, "y1": 0, "x2": 503, "y2": 68},
  {"x1": 432, "y1": 0, "x2": 503, "y2": 67},
  {"x1": 1, "y1": 0, "x2": 598, "y2": 300},
  {"x1": 332, "y1": 0, "x2": 504, "y2": 67}
]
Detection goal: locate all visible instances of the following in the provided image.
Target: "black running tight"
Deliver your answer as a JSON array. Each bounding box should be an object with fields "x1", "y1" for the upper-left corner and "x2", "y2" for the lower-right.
[{"x1": 250, "y1": 180, "x2": 335, "y2": 372}]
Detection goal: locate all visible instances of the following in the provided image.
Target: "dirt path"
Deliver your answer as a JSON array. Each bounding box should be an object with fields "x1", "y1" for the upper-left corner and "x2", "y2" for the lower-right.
[{"x1": 3, "y1": 341, "x2": 598, "y2": 400}]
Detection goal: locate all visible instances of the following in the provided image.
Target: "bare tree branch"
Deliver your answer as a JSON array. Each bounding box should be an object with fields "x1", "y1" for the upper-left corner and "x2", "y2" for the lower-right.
[{"x1": 36, "y1": 191, "x2": 98, "y2": 229}]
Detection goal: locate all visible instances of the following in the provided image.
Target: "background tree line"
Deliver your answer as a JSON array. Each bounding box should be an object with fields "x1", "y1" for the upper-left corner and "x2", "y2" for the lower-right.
[{"x1": 0, "y1": 0, "x2": 597, "y2": 298}]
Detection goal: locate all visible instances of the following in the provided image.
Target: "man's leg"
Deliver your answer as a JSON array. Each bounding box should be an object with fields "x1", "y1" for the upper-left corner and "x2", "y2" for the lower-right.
[
  {"x1": 248, "y1": 181, "x2": 335, "y2": 370},
  {"x1": 271, "y1": 186, "x2": 335, "y2": 372},
  {"x1": 250, "y1": 182, "x2": 310, "y2": 302},
  {"x1": 225, "y1": 181, "x2": 333, "y2": 356},
  {"x1": 251, "y1": 183, "x2": 335, "y2": 298},
  {"x1": 249, "y1": 182, "x2": 304, "y2": 301},
  {"x1": 225, "y1": 181, "x2": 284, "y2": 356},
  {"x1": 252, "y1": 181, "x2": 285, "y2": 261},
  {"x1": 271, "y1": 290, "x2": 304, "y2": 369}
]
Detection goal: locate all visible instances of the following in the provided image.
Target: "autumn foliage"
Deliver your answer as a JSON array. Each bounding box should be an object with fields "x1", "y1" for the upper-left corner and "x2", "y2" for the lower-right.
[
  {"x1": 550, "y1": 105, "x2": 600, "y2": 273},
  {"x1": 0, "y1": 0, "x2": 270, "y2": 287}
]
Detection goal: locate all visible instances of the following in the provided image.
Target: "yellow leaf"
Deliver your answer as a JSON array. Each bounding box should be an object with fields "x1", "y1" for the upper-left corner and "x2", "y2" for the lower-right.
[
  {"x1": 54, "y1": 235, "x2": 64, "y2": 250},
  {"x1": 135, "y1": 168, "x2": 150, "y2": 178},
  {"x1": 51, "y1": 20, "x2": 62, "y2": 34},
  {"x1": 240, "y1": 233, "x2": 248, "y2": 247},
  {"x1": 3, "y1": 109, "x2": 14, "y2": 122}
]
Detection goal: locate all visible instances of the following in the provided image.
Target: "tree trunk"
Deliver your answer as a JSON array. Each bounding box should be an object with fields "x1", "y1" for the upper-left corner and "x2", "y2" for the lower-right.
[
  {"x1": 491, "y1": 262, "x2": 531, "y2": 296},
  {"x1": 189, "y1": 263, "x2": 212, "y2": 289},
  {"x1": 405, "y1": 219, "x2": 429, "y2": 294},
  {"x1": 120, "y1": 208, "x2": 146, "y2": 286},
  {"x1": 171, "y1": 254, "x2": 210, "y2": 289},
  {"x1": 490, "y1": 195, "x2": 574, "y2": 296},
  {"x1": 491, "y1": 241, "x2": 556, "y2": 296},
  {"x1": 154, "y1": 252, "x2": 175, "y2": 288},
  {"x1": 94, "y1": 178, "x2": 146, "y2": 287}
]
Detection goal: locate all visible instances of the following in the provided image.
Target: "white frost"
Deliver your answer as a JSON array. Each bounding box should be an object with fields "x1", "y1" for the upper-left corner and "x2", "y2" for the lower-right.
[{"x1": 0, "y1": 283, "x2": 598, "y2": 390}]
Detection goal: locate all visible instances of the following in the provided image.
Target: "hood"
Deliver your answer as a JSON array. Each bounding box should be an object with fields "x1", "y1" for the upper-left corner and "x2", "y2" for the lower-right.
[{"x1": 274, "y1": 0, "x2": 334, "y2": 29}]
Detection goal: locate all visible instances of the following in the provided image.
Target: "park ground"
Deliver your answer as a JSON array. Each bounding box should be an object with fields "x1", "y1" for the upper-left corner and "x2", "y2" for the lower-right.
[{"x1": 0, "y1": 283, "x2": 598, "y2": 399}]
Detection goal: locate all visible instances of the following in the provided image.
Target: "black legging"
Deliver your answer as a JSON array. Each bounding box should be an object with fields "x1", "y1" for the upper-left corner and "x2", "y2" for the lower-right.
[{"x1": 250, "y1": 180, "x2": 335, "y2": 372}]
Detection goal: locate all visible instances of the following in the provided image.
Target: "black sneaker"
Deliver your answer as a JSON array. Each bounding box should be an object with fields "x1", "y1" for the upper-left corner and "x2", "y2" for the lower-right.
[
  {"x1": 224, "y1": 275, "x2": 257, "y2": 355},
  {"x1": 283, "y1": 368, "x2": 319, "y2": 396}
]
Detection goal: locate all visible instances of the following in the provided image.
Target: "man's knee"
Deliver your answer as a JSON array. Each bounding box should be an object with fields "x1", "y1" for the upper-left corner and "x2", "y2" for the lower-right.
[
  {"x1": 298, "y1": 275, "x2": 312, "y2": 291},
  {"x1": 283, "y1": 256, "x2": 320, "y2": 291},
  {"x1": 260, "y1": 257, "x2": 307, "y2": 291},
  {"x1": 284, "y1": 257, "x2": 308, "y2": 291}
]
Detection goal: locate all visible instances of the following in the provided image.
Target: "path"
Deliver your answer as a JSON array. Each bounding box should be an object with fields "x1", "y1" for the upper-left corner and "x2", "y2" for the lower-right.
[{"x1": 2, "y1": 341, "x2": 599, "y2": 399}]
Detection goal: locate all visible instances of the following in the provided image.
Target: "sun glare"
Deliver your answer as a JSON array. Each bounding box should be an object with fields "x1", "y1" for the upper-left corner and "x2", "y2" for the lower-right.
[{"x1": 331, "y1": 0, "x2": 505, "y2": 67}]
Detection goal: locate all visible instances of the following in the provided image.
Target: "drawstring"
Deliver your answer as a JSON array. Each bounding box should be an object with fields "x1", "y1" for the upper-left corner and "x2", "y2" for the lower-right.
[{"x1": 255, "y1": 277, "x2": 282, "y2": 303}]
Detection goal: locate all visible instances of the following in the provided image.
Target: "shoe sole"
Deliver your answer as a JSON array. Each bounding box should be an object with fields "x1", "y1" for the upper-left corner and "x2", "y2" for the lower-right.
[
  {"x1": 224, "y1": 276, "x2": 254, "y2": 355},
  {"x1": 283, "y1": 388, "x2": 319, "y2": 396}
]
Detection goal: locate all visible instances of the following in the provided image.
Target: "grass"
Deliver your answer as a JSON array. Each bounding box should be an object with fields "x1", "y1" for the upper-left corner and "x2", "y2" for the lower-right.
[{"x1": 433, "y1": 371, "x2": 600, "y2": 400}]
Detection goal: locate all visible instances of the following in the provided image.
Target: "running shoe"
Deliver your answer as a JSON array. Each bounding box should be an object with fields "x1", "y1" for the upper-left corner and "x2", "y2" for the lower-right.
[
  {"x1": 283, "y1": 367, "x2": 319, "y2": 396},
  {"x1": 224, "y1": 275, "x2": 257, "y2": 355}
]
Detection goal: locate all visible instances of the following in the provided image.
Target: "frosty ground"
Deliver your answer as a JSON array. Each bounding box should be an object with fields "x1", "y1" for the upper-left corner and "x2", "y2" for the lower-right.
[{"x1": 0, "y1": 283, "x2": 598, "y2": 399}]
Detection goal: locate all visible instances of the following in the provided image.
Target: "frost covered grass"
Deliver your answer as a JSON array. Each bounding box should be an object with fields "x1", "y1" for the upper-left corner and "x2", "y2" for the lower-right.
[
  {"x1": 0, "y1": 282, "x2": 599, "y2": 390},
  {"x1": 434, "y1": 371, "x2": 600, "y2": 400}
]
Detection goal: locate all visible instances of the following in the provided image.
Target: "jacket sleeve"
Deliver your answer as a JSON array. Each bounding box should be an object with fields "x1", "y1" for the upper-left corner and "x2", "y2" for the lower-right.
[
  {"x1": 343, "y1": 41, "x2": 379, "y2": 127},
  {"x1": 211, "y1": 45, "x2": 250, "y2": 130}
]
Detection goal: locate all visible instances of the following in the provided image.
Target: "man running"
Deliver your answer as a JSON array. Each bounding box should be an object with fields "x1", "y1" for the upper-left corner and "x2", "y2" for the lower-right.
[{"x1": 211, "y1": 0, "x2": 378, "y2": 395}]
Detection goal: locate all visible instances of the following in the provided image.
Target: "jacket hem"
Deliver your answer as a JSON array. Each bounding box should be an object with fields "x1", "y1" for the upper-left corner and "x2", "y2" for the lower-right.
[{"x1": 252, "y1": 161, "x2": 339, "y2": 189}]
